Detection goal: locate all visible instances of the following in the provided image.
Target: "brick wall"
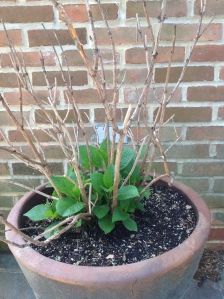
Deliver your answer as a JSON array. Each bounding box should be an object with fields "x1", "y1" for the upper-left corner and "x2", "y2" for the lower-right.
[{"x1": 0, "y1": 0, "x2": 224, "y2": 250}]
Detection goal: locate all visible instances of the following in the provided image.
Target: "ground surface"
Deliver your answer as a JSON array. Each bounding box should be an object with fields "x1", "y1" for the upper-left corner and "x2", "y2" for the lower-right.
[{"x1": 0, "y1": 250, "x2": 224, "y2": 299}]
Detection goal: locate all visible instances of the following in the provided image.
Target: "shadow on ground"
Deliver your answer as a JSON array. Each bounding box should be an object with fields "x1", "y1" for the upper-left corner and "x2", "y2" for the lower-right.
[{"x1": 0, "y1": 252, "x2": 224, "y2": 299}]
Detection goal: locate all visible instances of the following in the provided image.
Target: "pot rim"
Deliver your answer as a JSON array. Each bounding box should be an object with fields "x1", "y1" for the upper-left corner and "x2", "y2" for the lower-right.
[{"x1": 6, "y1": 178, "x2": 211, "y2": 286}]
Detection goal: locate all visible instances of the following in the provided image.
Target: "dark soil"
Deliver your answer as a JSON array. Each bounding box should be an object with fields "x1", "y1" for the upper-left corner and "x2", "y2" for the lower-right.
[
  {"x1": 22, "y1": 183, "x2": 197, "y2": 266},
  {"x1": 194, "y1": 249, "x2": 224, "y2": 286}
]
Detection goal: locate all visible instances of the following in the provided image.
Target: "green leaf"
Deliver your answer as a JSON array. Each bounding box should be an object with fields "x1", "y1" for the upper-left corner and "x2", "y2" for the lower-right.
[
  {"x1": 103, "y1": 165, "x2": 114, "y2": 189},
  {"x1": 120, "y1": 159, "x2": 133, "y2": 178},
  {"x1": 120, "y1": 147, "x2": 136, "y2": 170},
  {"x1": 101, "y1": 186, "x2": 113, "y2": 193},
  {"x1": 140, "y1": 144, "x2": 148, "y2": 159},
  {"x1": 90, "y1": 146, "x2": 104, "y2": 168},
  {"x1": 122, "y1": 218, "x2": 138, "y2": 232},
  {"x1": 24, "y1": 203, "x2": 53, "y2": 221},
  {"x1": 43, "y1": 221, "x2": 62, "y2": 239},
  {"x1": 51, "y1": 176, "x2": 80, "y2": 198},
  {"x1": 79, "y1": 145, "x2": 104, "y2": 169},
  {"x1": 112, "y1": 207, "x2": 129, "y2": 223},
  {"x1": 79, "y1": 145, "x2": 91, "y2": 169},
  {"x1": 47, "y1": 200, "x2": 59, "y2": 219},
  {"x1": 119, "y1": 199, "x2": 131, "y2": 212},
  {"x1": 118, "y1": 185, "x2": 140, "y2": 201},
  {"x1": 90, "y1": 172, "x2": 104, "y2": 193},
  {"x1": 66, "y1": 165, "x2": 77, "y2": 182},
  {"x1": 44, "y1": 208, "x2": 55, "y2": 219},
  {"x1": 56, "y1": 198, "x2": 85, "y2": 217},
  {"x1": 130, "y1": 165, "x2": 141, "y2": 185},
  {"x1": 136, "y1": 201, "x2": 145, "y2": 212},
  {"x1": 93, "y1": 204, "x2": 110, "y2": 219},
  {"x1": 138, "y1": 187, "x2": 152, "y2": 200},
  {"x1": 99, "y1": 139, "x2": 109, "y2": 164},
  {"x1": 98, "y1": 215, "x2": 115, "y2": 234}
]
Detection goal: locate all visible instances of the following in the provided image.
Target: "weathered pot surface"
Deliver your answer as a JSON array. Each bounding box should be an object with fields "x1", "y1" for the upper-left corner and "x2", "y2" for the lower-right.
[{"x1": 6, "y1": 178, "x2": 211, "y2": 299}]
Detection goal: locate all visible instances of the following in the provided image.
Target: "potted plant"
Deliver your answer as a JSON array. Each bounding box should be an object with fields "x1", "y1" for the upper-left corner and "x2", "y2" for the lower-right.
[{"x1": 0, "y1": 0, "x2": 211, "y2": 298}]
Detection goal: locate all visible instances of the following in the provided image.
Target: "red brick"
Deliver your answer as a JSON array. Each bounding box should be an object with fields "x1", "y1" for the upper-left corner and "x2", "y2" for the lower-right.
[
  {"x1": 28, "y1": 29, "x2": 87, "y2": 47},
  {"x1": 5, "y1": 145, "x2": 65, "y2": 160},
  {"x1": 151, "y1": 162, "x2": 177, "y2": 174},
  {"x1": 186, "y1": 127, "x2": 224, "y2": 141},
  {"x1": 0, "y1": 111, "x2": 29, "y2": 126},
  {"x1": 9, "y1": 130, "x2": 54, "y2": 143},
  {"x1": 214, "y1": 179, "x2": 224, "y2": 193},
  {"x1": 209, "y1": 228, "x2": 224, "y2": 241},
  {"x1": 12, "y1": 163, "x2": 63, "y2": 176},
  {"x1": 0, "y1": 147, "x2": 15, "y2": 160},
  {"x1": 204, "y1": 194, "x2": 224, "y2": 209},
  {"x1": 211, "y1": 210, "x2": 224, "y2": 226},
  {"x1": 42, "y1": 146, "x2": 65, "y2": 160},
  {"x1": 0, "y1": 179, "x2": 40, "y2": 193},
  {"x1": 195, "y1": 0, "x2": 224, "y2": 16},
  {"x1": 0, "y1": 73, "x2": 18, "y2": 87},
  {"x1": 166, "y1": 144, "x2": 209, "y2": 159},
  {"x1": 129, "y1": 127, "x2": 182, "y2": 142},
  {"x1": 155, "y1": 66, "x2": 213, "y2": 83},
  {"x1": 0, "y1": 30, "x2": 22, "y2": 47},
  {"x1": 218, "y1": 107, "x2": 224, "y2": 120},
  {"x1": 3, "y1": 90, "x2": 52, "y2": 106},
  {"x1": 9, "y1": 127, "x2": 95, "y2": 143},
  {"x1": 124, "y1": 87, "x2": 181, "y2": 103},
  {"x1": 0, "y1": 196, "x2": 14, "y2": 209},
  {"x1": 63, "y1": 4, "x2": 118, "y2": 22},
  {"x1": 187, "y1": 86, "x2": 224, "y2": 102},
  {"x1": 126, "y1": 0, "x2": 187, "y2": 18},
  {"x1": 95, "y1": 108, "x2": 128, "y2": 122},
  {"x1": 192, "y1": 45, "x2": 224, "y2": 62},
  {"x1": 125, "y1": 67, "x2": 213, "y2": 84},
  {"x1": 160, "y1": 127, "x2": 182, "y2": 142},
  {"x1": 64, "y1": 89, "x2": 114, "y2": 104},
  {"x1": 1, "y1": 51, "x2": 56, "y2": 68},
  {"x1": 154, "y1": 107, "x2": 212, "y2": 123},
  {"x1": 35, "y1": 109, "x2": 89, "y2": 124},
  {"x1": 32, "y1": 71, "x2": 88, "y2": 87},
  {"x1": 62, "y1": 50, "x2": 86, "y2": 67},
  {"x1": 0, "y1": 164, "x2": 10, "y2": 176},
  {"x1": 62, "y1": 49, "x2": 119, "y2": 67},
  {"x1": 0, "y1": 6, "x2": 53, "y2": 23},
  {"x1": 220, "y1": 68, "x2": 224, "y2": 80},
  {"x1": 125, "y1": 47, "x2": 185, "y2": 64},
  {"x1": 182, "y1": 163, "x2": 224, "y2": 176},
  {"x1": 95, "y1": 27, "x2": 152, "y2": 46},
  {"x1": 161, "y1": 24, "x2": 222, "y2": 41},
  {"x1": 179, "y1": 178, "x2": 209, "y2": 193},
  {"x1": 216, "y1": 145, "x2": 224, "y2": 159}
]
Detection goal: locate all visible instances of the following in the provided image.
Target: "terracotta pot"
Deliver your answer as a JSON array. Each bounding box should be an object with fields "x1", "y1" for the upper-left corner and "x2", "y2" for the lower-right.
[{"x1": 6, "y1": 179, "x2": 210, "y2": 299}]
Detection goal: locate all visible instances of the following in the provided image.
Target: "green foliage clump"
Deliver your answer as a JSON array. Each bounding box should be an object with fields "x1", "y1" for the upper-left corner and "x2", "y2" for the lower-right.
[{"x1": 24, "y1": 141, "x2": 151, "y2": 236}]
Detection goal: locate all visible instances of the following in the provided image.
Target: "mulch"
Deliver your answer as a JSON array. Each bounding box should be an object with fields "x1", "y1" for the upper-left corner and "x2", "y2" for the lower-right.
[{"x1": 194, "y1": 249, "x2": 224, "y2": 286}]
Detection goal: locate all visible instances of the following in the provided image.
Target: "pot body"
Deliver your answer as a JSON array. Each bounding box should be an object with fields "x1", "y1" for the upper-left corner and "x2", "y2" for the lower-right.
[{"x1": 6, "y1": 179, "x2": 211, "y2": 299}]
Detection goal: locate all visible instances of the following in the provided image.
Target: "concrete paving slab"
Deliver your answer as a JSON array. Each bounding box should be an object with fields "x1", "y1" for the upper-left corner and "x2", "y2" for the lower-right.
[
  {"x1": 0, "y1": 253, "x2": 224, "y2": 299},
  {"x1": 0, "y1": 272, "x2": 35, "y2": 299},
  {"x1": 184, "y1": 280, "x2": 224, "y2": 299},
  {"x1": 0, "y1": 253, "x2": 21, "y2": 273}
]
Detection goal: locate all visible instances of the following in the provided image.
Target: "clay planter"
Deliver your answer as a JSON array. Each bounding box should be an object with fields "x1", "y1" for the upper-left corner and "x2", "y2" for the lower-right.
[{"x1": 6, "y1": 179, "x2": 210, "y2": 299}]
